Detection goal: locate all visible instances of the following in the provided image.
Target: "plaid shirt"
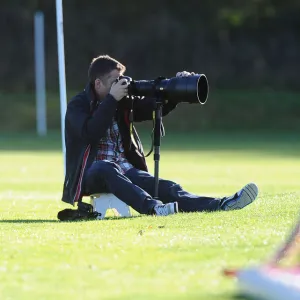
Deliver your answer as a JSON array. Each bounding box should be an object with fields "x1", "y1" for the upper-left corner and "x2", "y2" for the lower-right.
[{"x1": 94, "y1": 118, "x2": 134, "y2": 174}]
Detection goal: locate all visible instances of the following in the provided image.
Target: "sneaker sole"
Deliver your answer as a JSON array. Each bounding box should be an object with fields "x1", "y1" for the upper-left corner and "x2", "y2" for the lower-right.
[{"x1": 224, "y1": 183, "x2": 259, "y2": 211}]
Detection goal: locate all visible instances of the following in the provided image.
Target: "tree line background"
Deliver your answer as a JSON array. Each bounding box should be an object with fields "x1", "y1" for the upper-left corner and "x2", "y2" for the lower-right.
[{"x1": 0, "y1": 0, "x2": 300, "y2": 131}]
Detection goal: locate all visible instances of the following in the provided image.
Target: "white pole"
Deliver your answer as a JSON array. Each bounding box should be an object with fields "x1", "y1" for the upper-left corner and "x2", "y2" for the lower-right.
[
  {"x1": 56, "y1": 0, "x2": 67, "y2": 174},
  {"x1": 34, "y1": 11, "x2": 47, "y2": 137}
]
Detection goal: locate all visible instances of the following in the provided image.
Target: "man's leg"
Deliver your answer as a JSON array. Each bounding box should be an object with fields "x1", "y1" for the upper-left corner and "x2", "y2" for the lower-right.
[
  {"x1": 125, "y1": 168, "x2": 259, "y2": 212},
  {"x1": 84, "y1": 161, "x2": 161, "y2": 214},
  {"x1": 125, "y1": 168, "x2": 221, "y2": 212}
]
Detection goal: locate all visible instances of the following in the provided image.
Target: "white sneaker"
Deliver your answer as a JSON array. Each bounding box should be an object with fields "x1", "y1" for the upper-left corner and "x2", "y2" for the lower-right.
[
  {"x1": 153, "y1": 202, "x2": 178, "y2": 216},
  {"x1": 221, "y1": 183, "x2": 259, "y2": 211}
]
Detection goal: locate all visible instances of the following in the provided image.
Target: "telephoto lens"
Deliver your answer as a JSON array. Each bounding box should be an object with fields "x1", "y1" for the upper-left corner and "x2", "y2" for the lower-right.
[{"x1": 119, "y1": 74, "x2": 209, "y2": 105}]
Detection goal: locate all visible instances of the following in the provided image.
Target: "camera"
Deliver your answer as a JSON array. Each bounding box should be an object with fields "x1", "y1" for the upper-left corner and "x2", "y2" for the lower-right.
[{"x1": 118, "y1": 74, "x2": 209, "y2": 105}]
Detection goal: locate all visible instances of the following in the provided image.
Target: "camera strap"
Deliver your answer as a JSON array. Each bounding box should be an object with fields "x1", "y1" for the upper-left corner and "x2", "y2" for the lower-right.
[
  {"x1": 129, "y1": 106, "x2": 139, "y2": 150},
  {"x1": 145, "y1": 111, "x2": 155, "y2": 157},
  {"x1": 145, "y1": 109, "x2": 165, "y2": 158}
]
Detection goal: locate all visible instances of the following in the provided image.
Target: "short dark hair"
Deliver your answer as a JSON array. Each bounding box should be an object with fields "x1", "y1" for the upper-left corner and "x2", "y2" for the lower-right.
[{"x1": 88, "y1": 55, "x2": 126, "y2": 84}]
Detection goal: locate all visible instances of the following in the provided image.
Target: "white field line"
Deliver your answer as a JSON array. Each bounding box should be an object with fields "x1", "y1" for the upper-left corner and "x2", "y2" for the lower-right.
[{"x1": 0, "y1": 192, "x2": 62, "y2": 201}]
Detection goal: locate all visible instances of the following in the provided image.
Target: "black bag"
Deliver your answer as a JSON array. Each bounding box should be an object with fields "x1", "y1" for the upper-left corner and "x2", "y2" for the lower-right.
[{"x1": 57, "y1": 201, "x2": 101, "y2": 221}]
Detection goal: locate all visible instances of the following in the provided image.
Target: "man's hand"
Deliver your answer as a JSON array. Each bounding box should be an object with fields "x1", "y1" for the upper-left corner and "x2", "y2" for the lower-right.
[
  {"x1": 109, "y1": 78, "x2": 129, "y2": 101},
  {"x1": 176, "y1": 71, "x2": 198, "y2": 77}
]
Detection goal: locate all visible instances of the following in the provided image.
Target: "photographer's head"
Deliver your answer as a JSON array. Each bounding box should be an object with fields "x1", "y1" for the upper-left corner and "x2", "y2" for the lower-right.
[{"x1": 88, "y1": 55, "x2": 126, "y2": 99}]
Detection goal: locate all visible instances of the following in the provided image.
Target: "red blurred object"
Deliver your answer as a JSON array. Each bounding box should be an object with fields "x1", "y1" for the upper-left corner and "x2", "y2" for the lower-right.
[{"x1": 223, "y1": 213, "x2": 300, "y2": 300}]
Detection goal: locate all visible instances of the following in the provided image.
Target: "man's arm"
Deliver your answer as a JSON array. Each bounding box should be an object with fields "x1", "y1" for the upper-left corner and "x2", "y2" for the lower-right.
[
  {"x1": 66, "y1": 78, "x2": 129, "y2": 144},
  {"x1": 66, "y1": 94, "x2": 118, "y2": 144}
]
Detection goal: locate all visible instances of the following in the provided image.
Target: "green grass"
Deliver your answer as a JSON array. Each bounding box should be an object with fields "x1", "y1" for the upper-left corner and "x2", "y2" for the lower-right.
[
  {"x1": 0, "y1": 132, "x2": 299, "y2": 299},
  {"x1": 1, "y1": 89, "x2": 300, "y2": 131}
]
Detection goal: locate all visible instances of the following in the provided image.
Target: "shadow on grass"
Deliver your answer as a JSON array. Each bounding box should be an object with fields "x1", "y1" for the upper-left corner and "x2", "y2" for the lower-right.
[
  {"x1": 101, "y1": 215, "x2": 141, "y2": 221},
  {"x1": 0, "y1": 219, "x2": 59, "y2": 223},
  {"x1": 0, "y1": 215, "x2": 142, "y2": 223},
  {"x1": 233, "y1": 294, "x2": 259, "y2": 300}
]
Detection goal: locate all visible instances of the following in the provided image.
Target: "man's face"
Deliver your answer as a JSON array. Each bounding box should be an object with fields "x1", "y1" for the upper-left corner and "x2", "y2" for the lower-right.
[{"x1": 94, "y1": 69, "x2": 122, "y2": 99}]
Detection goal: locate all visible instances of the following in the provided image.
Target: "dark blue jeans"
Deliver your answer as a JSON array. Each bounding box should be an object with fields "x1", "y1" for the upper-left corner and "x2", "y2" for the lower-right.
[{"x1": 84, "y1": 161, "x2": 220, "y2": 214}]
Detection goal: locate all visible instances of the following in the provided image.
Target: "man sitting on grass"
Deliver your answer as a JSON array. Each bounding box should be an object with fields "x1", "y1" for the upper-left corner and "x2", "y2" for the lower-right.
[{"x1": 58, "y1": 55, "x2": 259, "y2": 220}]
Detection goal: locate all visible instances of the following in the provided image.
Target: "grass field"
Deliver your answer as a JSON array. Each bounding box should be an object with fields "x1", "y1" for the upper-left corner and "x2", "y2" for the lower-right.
[{"x1": 0, "y1": 131, "x2": 299, "y2": 299}]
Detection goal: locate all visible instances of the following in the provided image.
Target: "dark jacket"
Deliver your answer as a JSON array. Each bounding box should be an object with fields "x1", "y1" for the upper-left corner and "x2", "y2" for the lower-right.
[{"x1": 61, "y1": 83, "x2": 177, "y2": 205}]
